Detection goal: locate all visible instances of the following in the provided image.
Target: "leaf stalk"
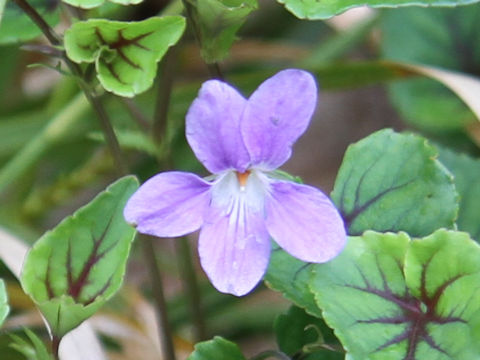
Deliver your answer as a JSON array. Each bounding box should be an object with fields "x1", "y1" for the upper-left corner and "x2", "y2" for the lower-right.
[
  {"x1": 12, "y1": 0, "x2": 128, "y2": 175},
  {"x1": 141, "y1": 236, "x2": 177, "y2": 360}
]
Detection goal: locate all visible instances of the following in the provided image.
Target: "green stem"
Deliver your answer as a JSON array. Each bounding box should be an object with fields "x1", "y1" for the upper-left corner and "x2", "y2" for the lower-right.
[
  {"x1": 175, "y1": 237, "x2": 207, "y2": 341},
  {"x1": 12, "y1": 0, "x2": 127, "y2": 175},
  {"x1": 0, "y1": 94, "x2": 89, "y2": 194},
  {"x1": 141, "y1": 235, "x2": 177, "y2": 360},
  {"x1": 249, "y1": 350, "x2": 291, "y2": 360},
  {"x1": 76, "y1": 81, "x2": 128, "y2": 175}
]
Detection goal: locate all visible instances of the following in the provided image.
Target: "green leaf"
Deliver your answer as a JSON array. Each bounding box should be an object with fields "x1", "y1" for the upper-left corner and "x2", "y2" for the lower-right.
[
  {"x1": 331, "y1": 129, "x2": 458, "y2": 236},
  {"x1": 275, "y1": 306, "x2": 343, "y2": 360},
  {"x1": 437, "y1": 148, "x2": 480, "y2": 241},
  {"x1": 0, "y1": 0, "x2": 60, "y2": 44},
  {"x1": 276, "y1": 0, "x2": 480, "y2": 19},
  {"x1": 10, "y1": 328, "x2": 53, "y2": 360},
  {"x1": 64, "y1": 17, "x2": 186, "y2": 97},
  {"x1": 187, "y1": 336, "x2": 246, "y2": 360},
  {"x1": 62, "y1": 0, "x2": 142, "y2": 10},
  {"x1": 0, "y1": 279, "x2": 8, "y2": 327},
  {"x1": 21, "y1": 176, "x2": 139, "y2": 337},
  {"x1": 310, "y1": 230, "x2": 480, "y2": 359},
  {"x1": 186, "y1": 0, "x2": 258, "y2": 63},
  {"x1": 265, "y1": 245, "x2": 322, "y2": 318},
  {"x1": 381, "y1": 6, "x2": 480, "y2": 133}
]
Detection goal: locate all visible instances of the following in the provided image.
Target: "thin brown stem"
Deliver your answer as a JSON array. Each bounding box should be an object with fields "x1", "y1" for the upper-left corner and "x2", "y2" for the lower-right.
[
  {"x1": 13, "y1": 0, "x2": 128, "y2": 175},
  {"x1": 175, "y1": 237, "x2": 207, "y2": 341},
  {"x1": 80, "y1": 87, "x2": 128, "y2": 175},
  {"x1": 207, "y1": 62, "x2": 224, "y2": 80},
  {"x1": 11, "y1": 0, "x2": 61, "y2": 45},
  {"x1": 142, "y1": 236, "x2": 177, "y2": 360},
  {"x1": 121, "y1": 98, "x2": 150, "y2": 131},
  {"x1": 153, "y1": 47, "x2": 177, "y2": 145},
  {"x1": 16, "y1": 2, "x2": 176, "y2": 357},
  {"x1": 152, "y1": 40, "x2": 207, "y2": 341}
]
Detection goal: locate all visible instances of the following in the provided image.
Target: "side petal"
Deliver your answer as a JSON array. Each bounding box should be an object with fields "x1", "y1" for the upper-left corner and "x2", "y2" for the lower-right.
[
  {"x1": 186, "y1": 80, "x2": 250, "y2": 173},
  {"x1": 123, "y1": 172, "x2": 211, "y2": 237},
  {"x1": 241, "y1": 69, "x2": 318, "y2": 170},
  {"x1": 199, "y1": 204, "x2": 270, "y2": 296},
  {"x1": 265, "y1": 180, "x2": 346, "y2": 263}
]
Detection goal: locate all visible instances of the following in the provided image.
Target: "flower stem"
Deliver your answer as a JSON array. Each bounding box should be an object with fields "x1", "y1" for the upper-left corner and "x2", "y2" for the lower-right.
[
  {"x1": 153, "y1": 47, "x2": 177, "y2": 145},
  {"x1": 51, "y1": 335, "x2": 61, "y2": 360},
  {"x1": 176, "y1": 237, "x2": 207, "y2": 341},
  {"x1": 151, "y1": 39, "x2": 207, "y2": 342},
  {"x1": 249, "y1": 350, "x2": 291, "y2": 360},
  {"x1": 141, "y1": 235, "x2": 177, "y2": 360}
]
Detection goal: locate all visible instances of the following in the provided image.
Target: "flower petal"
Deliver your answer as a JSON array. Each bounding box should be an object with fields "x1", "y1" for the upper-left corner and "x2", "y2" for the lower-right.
[
  {"x1": 241, "y1": 69, "x2": 318, "y2": 170},
  {"x1": 124, "y1": 172, "x2": 211, "y2": 237},
  {"x1": 199, "y1": 203, "x2": 270, "y2": 296},
  {"x1": 265, "y1": 180, "x2": 346, "y2": 263},
  {"x1": 186, "y1": 80, "x2": 250, "y2": 173}
]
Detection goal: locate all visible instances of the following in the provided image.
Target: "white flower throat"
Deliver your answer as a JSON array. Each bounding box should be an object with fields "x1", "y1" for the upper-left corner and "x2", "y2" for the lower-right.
[{"x1": 211, "y1": 169, "x2": 269, "y2": 217}]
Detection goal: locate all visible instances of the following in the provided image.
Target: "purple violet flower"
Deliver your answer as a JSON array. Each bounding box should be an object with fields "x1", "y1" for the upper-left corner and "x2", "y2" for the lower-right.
[{"x1": 124, "y1": 69, "x2": 347, "y2": 296}]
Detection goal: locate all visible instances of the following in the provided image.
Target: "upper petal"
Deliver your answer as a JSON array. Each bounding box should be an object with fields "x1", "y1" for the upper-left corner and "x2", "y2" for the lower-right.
[
  {"x1": 186, "y1": 80, "x2": 250, "y2": 173},
  {"x1": 123, "y1": 172, "x2": 211, "y2": 238},
  {"x1": 241, "y1": 69, "x2": 318, "y2": 170},
  {"x1": 265, "y1": 180, "x2": 346, "y2": 263},
  {"x1": 198, "y1": 199, "x2": 271, "y2": 296}
]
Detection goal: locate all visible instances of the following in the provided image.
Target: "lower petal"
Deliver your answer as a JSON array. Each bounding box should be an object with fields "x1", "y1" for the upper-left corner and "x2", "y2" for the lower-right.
[
  {"x1": 123, "y1": 172, "x2": 211, "y2": 237},
  {"x1": 265, "y1": 180, "x2": 346, "y2": 263},
  {"x1": 198, "y1": 204, "x2": 270, "y2": 296}
]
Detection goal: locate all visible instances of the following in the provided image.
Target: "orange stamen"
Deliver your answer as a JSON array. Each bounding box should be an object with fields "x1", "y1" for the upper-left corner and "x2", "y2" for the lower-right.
[{"x1": 236, "y1": 171, "x2": 250, "y2": 187}]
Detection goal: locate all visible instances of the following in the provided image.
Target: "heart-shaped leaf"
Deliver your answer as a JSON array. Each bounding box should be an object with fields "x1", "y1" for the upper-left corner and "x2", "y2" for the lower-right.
[
  {"x1": 62, "y1": 0, "x2": 141, "y2": 10},
  {"x1": 187, "y1": 336, "x2": 246, "y2": 360},
  {"x1": 64, "y1": 17, "x2": 186, "y2": 97},
  {"x1": 310, "y1": 230, "x2": 480, "y2": 359},
  {"x1": 437, "y1": 147, "x2": 480, "y2": 241},
  {"x1": 21, "y1": 176, "x2": 139, "y2": 337},
  {"x1": 0, "y1": 279, "x2": 8, "y2": 327},
  {"x1": 381, "y1": 6, "x2": 480, "y2": 133},
  {"x1": 331, "y1": 129, "x2": 458, "y2": 236},
  {"x1": 276, "y1": 0, "x2": 480, "y2": 20},
  {"x1": 186, "y1": 0, "x2": 258, "y2": 63},
  {"x1": 265, "y1": 245, "x2": 322, "y2": 318}
]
